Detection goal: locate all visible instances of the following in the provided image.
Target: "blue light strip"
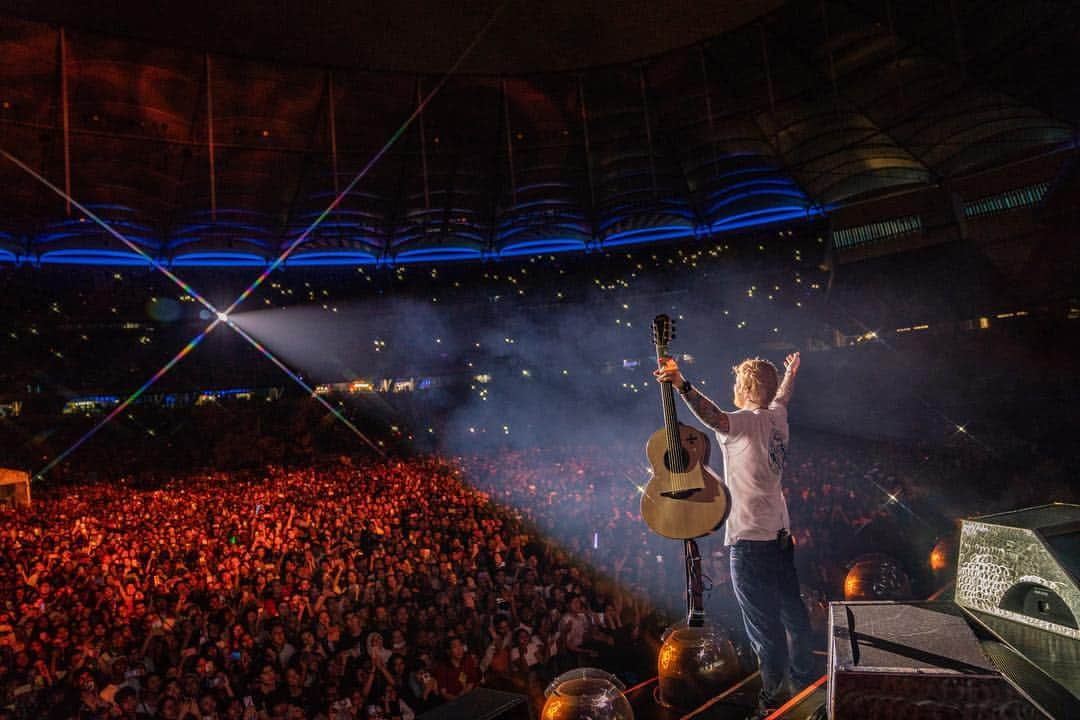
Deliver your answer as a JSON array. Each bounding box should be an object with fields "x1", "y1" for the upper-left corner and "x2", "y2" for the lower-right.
[
  {"x1": 395, "y1": 248, "x2": 484, "y2": 263},
  {"x1": 498, "y1": 239, "x2": 586, "y2": 257},
  {"x1": 3, "y1": 210, "x2": 837, "y2": 268},
  {"x1": 710, "y1": 207, "x2": 818, "y2": 231},
  {"x1": 603, "y1": 225, "x2": 697, "y2": 247},
  {"x1": 172, "y1": 252, "x2": 269, "y2": 267},
  {"x1": 287, "y1": 252, "x2": 379, "y2": 266}
]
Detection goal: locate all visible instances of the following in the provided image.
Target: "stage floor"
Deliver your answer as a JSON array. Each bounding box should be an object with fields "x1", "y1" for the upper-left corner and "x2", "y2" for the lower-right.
[{"x1": 626, "y1": 666, "x2": 827, "y2": 720}]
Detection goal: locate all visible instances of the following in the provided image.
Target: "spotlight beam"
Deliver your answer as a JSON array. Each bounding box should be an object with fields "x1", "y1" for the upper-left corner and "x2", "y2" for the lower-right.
[
  {"x1": 224, "y1": 318, "x2": 385, "y2": 456},
  {"x1": 33, "y1": 318, "x2": 223, "y2": 480}
]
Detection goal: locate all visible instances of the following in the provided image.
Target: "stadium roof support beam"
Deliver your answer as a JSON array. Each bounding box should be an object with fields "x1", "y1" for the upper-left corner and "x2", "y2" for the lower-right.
[
  {"x1": 947, "y1": 0, "x2": 967, "y2": 77},
  {"x1": 205, "y1": 53, "x2": 217, "y2": 222},
  {"x1": 501, "y1": 79, "x2": 516, "y2": 207},
  {"x1": 638, "y1": 65, "x2": 658, "y2": 200},
  {"x1": 818, "y1": 0, "x2": 839, "y2": 100},
  {"x1": 58, "y1": 28, "x2": 72, "y2": 216},
  {"x1": 577, "y1": 76, "x2": 597, "y2": 239},
  {"x1": 328, "y1": 70, "x2": 339, "y2": 195},
  {"x1": 416, "y1": 78, "x2": 430, "y2": 212},
  {"x1": 758, "y1": 23, "x2": 776, "y2": 115},
  {"x1": 697, "y1": 45, "x2": 719, "y2": 182},
  {"x1": 884, "y1": 0, "x2": 907, "y2": 113}
]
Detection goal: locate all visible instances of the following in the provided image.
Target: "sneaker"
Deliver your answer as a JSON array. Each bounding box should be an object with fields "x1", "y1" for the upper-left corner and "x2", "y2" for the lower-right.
[{"x1": 758, "y1": 681, "x2": 792, "y2": 708}]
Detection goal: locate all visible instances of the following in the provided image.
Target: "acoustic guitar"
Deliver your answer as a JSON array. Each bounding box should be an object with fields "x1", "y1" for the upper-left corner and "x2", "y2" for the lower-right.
[{"x1": 641, "y1": 314, "x2": 730, "y2": 540}]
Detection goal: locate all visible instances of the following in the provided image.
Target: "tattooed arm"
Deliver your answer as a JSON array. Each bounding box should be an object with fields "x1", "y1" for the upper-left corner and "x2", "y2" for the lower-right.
[
  {"x1": 680, "y1": 384, "x2": 730, "y2": 434},
  {"x1": 653, "y1": 357, "x2": 730, "y2": 434}
]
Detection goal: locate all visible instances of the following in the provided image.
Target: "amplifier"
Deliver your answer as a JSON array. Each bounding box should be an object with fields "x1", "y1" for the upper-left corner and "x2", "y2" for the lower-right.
[
  {"x1": 827, "y1": 602, "x2": 1042, "y2": 719},
  {"x1": 955, "y1": 503, "x2": 1080, "y2": 638},
  {"x1": 965, "y1": 608, "x2": 1080, "y2": 712}
]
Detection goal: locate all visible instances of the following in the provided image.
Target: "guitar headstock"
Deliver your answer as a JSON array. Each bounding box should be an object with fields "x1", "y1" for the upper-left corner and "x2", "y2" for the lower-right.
[{"x1": 652, "y1": 314, "x2": 675, "y2": 356}]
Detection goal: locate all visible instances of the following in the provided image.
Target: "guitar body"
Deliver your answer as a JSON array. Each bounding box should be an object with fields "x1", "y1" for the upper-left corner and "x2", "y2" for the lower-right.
[
  {"x1": 641, "y1": 427, "x2": 731, "y2": 540},
  {"x1": 643, "y1": 315, "x2": 731, "y2": 540},
  {"x1": 644, "y1": 423, "x2": 711, "y2": 497}
]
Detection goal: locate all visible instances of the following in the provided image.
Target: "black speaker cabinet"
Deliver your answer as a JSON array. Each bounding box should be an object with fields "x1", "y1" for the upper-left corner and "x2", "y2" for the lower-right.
[
  {"x1": 418, "y1": 688, "x2": 528, "y2": 720},
  {"x1": 827, "y1": 602, "x2": 1042, "y2": 719},
  {"x1": 956, "y1": 504, "x2": 1080, "y2": 639}
]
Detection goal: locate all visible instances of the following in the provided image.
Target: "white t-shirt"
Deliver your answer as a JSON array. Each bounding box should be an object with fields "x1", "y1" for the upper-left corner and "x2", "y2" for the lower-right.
[
  {"x1": 509, "y1": 637, "x2": 544, "y2": 667},
  {"x1": 717, "y1": 402, "x2": 790, "y2": 545},
  {"x1": 559, "y1": 611, "x2": 591, "y2": 652}
]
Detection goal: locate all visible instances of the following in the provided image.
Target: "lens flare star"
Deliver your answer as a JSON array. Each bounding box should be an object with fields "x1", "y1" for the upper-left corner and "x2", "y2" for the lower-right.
[{"x1": 18, "y1": 1, "x2": 509, "y2": 479}]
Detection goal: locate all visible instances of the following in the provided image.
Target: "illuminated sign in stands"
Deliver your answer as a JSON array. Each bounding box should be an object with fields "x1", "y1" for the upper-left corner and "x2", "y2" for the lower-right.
[
  {"x1": 326, "y1": 377, "x2": 440, "y2": 394},
  {"x1": 964, "y1": 183, "x2": 1048, "y2": 218},
  {"x1": 62, "y1": 395, "x2": 121, "y2": 415},
  {"x1": 196, "y1": 388, "x2": 254, "y2": 404},
  {"x1": 62, "y1": 387, "x2": 283, "y2": 414},
  {"x1": 832, "y1": 214, "x2": 922, "y2": 250}
]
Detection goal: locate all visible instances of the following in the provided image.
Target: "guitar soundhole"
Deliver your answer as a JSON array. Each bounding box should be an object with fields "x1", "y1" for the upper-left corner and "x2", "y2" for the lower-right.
[
  {"x1": 663, "y1": 447, "x2": 691, "y2": 473},
  {"x1": 661, "y1": 447, "x2": 698, "y2": 499}
]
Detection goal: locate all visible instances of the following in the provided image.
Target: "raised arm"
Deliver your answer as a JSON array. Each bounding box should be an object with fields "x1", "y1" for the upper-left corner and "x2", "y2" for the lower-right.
[
  {"x1": 681, "y1": 385, "x2": 730, "y2": 434},
  {"x1": 654, "y1": 358, "x2": 730, "y2": 434},
  {"x1": 772, "y1": 352, "x2": 800, "y2": 407}
]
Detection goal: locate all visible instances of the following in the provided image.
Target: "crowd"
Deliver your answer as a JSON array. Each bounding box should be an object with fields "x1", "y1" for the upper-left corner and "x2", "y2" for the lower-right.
[
  {"x1": 3, "y1": 431, "x2": 1075, "y2": 720},
  {"x1": 0, "y1": 456, "x2": 663, "y2": 720}
]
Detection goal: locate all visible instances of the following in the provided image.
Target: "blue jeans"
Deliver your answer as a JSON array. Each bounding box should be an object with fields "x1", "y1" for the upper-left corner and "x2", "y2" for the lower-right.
[{"x1": 729, "y1": 535, "x2": 815, "y2": 709}]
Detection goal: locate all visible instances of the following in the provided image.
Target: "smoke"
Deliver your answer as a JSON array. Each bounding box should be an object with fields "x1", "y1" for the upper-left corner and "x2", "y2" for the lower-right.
[{"x1": 225, "y1": 263, "x2": 818, "y2": 458}]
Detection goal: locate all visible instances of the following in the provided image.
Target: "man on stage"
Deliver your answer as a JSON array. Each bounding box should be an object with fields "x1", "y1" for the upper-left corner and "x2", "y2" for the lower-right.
[{"x1": 655, "y1": 352, "x2": 814, "y2": 719}]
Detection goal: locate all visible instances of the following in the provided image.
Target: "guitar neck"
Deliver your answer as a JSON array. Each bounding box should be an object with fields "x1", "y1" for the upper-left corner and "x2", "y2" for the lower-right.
[
  {"x1": 659, "y1": 378, "x2": 681, "y2": 435},
  {"x1": 656, "y1": 345, "x2": 686, "y2": 474}
]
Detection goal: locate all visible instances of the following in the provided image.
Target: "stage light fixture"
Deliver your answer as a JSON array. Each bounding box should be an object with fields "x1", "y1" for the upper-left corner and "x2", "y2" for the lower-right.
[{"x1": 542, "y1": 669, "x2": 632, "y2": 720}]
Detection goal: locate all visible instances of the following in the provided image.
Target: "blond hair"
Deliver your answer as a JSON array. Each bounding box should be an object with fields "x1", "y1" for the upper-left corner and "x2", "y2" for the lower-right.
[{"x1": 732, "y1": 357, "x2": 779, "y2": 407}]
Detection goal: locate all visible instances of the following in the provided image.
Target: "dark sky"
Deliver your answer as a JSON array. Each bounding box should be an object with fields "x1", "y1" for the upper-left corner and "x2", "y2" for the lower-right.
[{"x1": 0, "y1": 0, "x2": 784, "y2": 74}]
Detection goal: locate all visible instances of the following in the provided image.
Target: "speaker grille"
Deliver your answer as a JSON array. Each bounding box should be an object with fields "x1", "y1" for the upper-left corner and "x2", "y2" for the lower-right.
[{"x1": 980, "y1": 639, "x2": 1080, "y2": 720}]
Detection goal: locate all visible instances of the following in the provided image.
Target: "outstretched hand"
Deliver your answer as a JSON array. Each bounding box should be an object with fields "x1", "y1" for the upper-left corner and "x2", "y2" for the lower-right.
[{"x1": 784, "y1": 352, "x2": 800, "y2": 375}]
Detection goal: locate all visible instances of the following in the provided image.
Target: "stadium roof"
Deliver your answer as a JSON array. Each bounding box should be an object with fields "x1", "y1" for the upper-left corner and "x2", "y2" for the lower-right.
[{"x1": 0, "y1": 0, "x2": 1075, "y2": 267}]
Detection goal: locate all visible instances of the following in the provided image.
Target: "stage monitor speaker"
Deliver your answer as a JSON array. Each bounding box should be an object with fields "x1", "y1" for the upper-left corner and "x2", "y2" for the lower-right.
[
  {"x1": 827, "y1": 602, "x2": 1043, "y2": 719},
  {"x1": 418, "y1": 688, "x2": 528, "y2": 720},
  {"x1": 955, "y1": 503, "x2": 1080, "y2": 639}
]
